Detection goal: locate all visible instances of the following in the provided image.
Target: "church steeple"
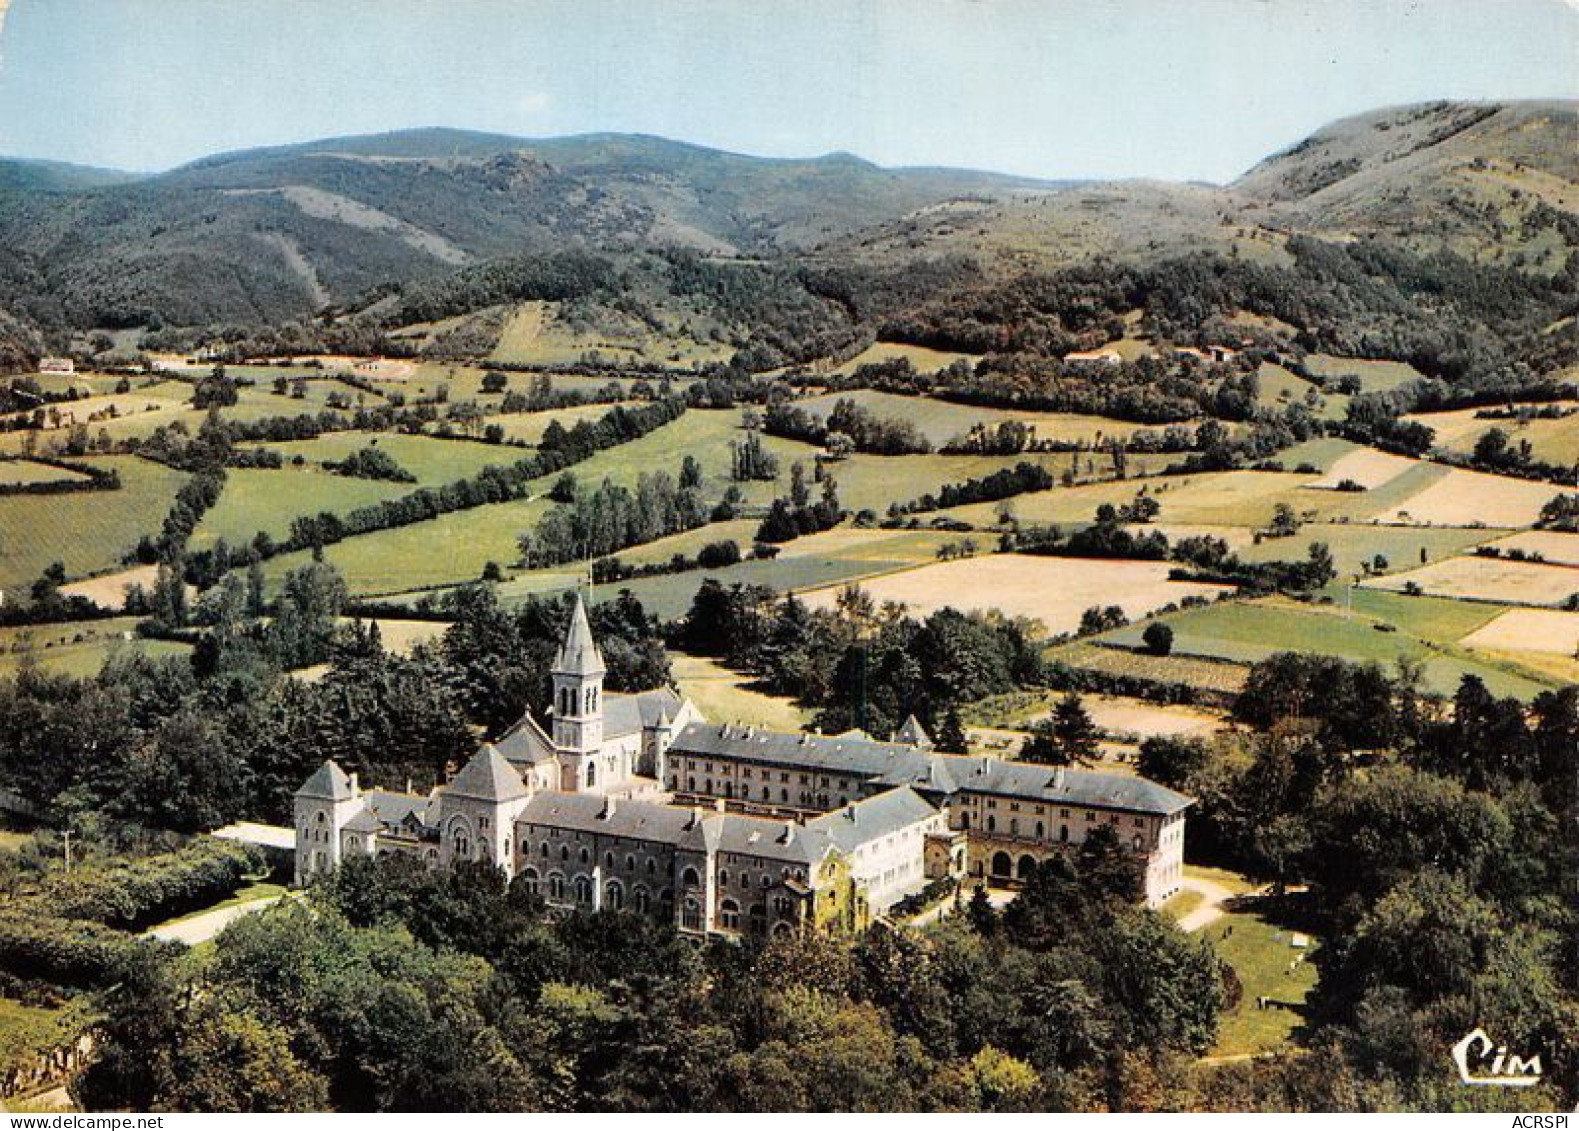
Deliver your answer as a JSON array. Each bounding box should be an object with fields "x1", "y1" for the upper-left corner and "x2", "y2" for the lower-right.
[{"x1": 552, "y1": 593, "x2": 605, "y2": 774}]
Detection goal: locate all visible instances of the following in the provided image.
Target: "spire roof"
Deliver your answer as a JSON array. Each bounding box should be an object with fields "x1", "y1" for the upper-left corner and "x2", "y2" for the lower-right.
[
  {"x1": 555, "y1": 593, "x2": 607, "y2": 677},
  {"x1": 894, "y1": 714, "x2": 934, "y2": 748},
  {"x1": 296, "y1": 760, "x2": 355, "y2": 800}
]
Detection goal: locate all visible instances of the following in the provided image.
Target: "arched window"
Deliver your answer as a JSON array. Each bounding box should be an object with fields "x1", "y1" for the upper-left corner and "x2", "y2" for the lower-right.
[
  {"x1": 682, "y1": 867, "x2": 700, "y2": 888},
  {"x1": 574, "y1": 875, "x2": 593, "y2": 905},
  {"x1": 960, "y1": 811, "x2": 970, "y2": 829},
  {"x1": 986, "y1": 814, "x2": 996, "y2": 833},
  {"x1": 586, "y1": 762, "x2": 597, "y2": 789},
  {"x1": 549, "y1": 873, "x2": 566, "y2": 900},
  {"x1": 541, "y1": 841, "x2": 550, "y2": 857},
  {"x1": 1017, "y1": 855, "x2": 1036, "y2": 880},
  {"x1": 720, "y1": 899, "x2": 740, "y2": 930},
  {"x1": 771, "y1": 921, "x2": 793, "y2": 940},
  {"x1": 682, "y1": 898, "x2": 702, "y2": 931},
  {"x1": 605, "y1": 851, "x2": 615, "y2": 869},
  {"x1": 719, "y1": 870, "x2": 730, "y2": 888},
  {"x1": 453, "y1": 830, "x2": 471, "y2": 859},
  {"x1": 579, "y1": 846, "x2": 590, "y2": 864},
  {"x1": 606, "y1": 881, "x2": 624, "y2": 911},
  {"x1": 625, "y1": 854, "x2": 636, "y2": 872},
  {"x1": 1060, "y1": 824, "x2": 1069, "y2": 843},
  {"x1": 991, "y1": 851, "x2": 1012, "y2": 878},
  {"x1": 1132, "y1": 834, "x2": 1143, "y2": 851},
  {"x1": 520, "y1": 868, "x2": 540, "y2": 894},
  {"x1": 646, "y1": 857, "x2": 656, "y2": 875},
  {"x1": 1035, "y1": 821, "x2": 1044, "y2": 839},
  {"x1": 633, "y1": 886, "x2": 650, "y2": 914}
]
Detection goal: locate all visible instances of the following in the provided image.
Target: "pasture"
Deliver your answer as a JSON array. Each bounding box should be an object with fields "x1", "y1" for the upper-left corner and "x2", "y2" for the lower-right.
[
  {"x1": 1233, "y1": 523, "x2": 1499, "y2": 579},
  {"x1": 798, "y1": 554, "x2": 1233, "y2": 636},
  {"x1": 1303, "y1": 354, "x2": 1425, "y2": 393},
  {"x1": 191, "y1": 467, "x2": 412, "y2": 550},
  {"x1": 1405, "y1": 402, "x2": 1579, "y2": 467},
  {"x1": 1099, "y1": 594, "x2": 1553, "y2": 699},
  {"x1": 0, "y1": 616, "x2": 192, "y2": 678},
  {"x1": 0, "y1": 460, "x2": 89, "y2": 486},
  {"x1": 1304, "y1": 446, "x2": 1418, "y2": 491},
  {"x1": 0, "y1": 456, "x2": 188, "y2": 593},
  {"x1": 826, "y1": 341, "x2": 978, "y2": 376},
  {"x1": 254, "y1": 431, "x2": 522, "y2": 487}
]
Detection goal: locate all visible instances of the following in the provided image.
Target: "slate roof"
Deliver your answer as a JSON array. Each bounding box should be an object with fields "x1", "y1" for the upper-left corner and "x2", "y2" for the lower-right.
[
  {"x1": 946, "y1": 757, "x2": 1192, "y2": 816},
  {"x1": 516, "y1": 792, "x2": 835, "y2": 866},
  {"x1": 296, "y1": 760, "x2": 355, "y2": 801},
  {"x1": 671, "y1": 722, "x2": 936, "y2": 780},
  {"x1": 806, "y1": 787, "x2": 941, "y2": 854},
  {"x1": 893, "y1": 715, "x2": 934, "y2": 748},
  {"x1": 671, "y1": 723, "x2": 1190, "y2": 816},
  {"x1": 603, "y1": 687, "x2": 685, "y2": 738},
  {"x1": 494, "y1": 713, "x2": 558, "y2": 766},
  {"x1": 446, "y1": 745, "x2": 529, "y2": 802},
  {"x1": 555, "y1": 595, "x2": 606, "y2": 677}
]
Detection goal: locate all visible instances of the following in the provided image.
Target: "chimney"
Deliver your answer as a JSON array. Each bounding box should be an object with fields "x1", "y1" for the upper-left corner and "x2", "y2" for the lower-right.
[
  {"x1": 600, "y1": 796, "x2": 617, "y2": 820},
  {"x1": 845, "y1": 803, "x2": 857, "y2": 823},
  {"x1": 781, "y1": 820, "x2": 795, "y2": 845},
  {"x1": 688, "y1": 805, "x2": 703, "y2": 829},
  {"x1": 349, "y1": 772, "x2": 360, "y2": 795}
]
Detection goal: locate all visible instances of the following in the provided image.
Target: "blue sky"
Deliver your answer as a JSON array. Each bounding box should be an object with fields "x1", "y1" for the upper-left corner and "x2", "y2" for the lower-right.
[{"x1": 0, "y1": 0, "x2": 1573, "y2": 181}]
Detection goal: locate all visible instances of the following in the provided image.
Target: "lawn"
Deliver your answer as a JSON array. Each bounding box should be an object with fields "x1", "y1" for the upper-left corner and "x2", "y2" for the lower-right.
[
  {"x1": 671, "y1": 651, "x2": 811, "y2": 731},
  {"x1": 0, "y1": 455, "x2": 189, "y2": 593},
  {"x1": 1203, "y1": 901, "x2": 1320, "y2": 1059}
]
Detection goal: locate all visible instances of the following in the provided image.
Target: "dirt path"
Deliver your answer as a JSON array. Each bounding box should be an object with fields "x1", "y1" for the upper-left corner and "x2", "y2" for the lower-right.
[
  {"x1": 144, "y1": 893, "x2": 289, "y2": 946},
  {"x1": 1177, "y1": 874, "x2": 1237, "y2": 933}
]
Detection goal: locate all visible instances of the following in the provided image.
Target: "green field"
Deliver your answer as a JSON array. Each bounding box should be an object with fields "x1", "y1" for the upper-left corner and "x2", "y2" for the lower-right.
[
  {"x1": 1048, "y1": 640, "x2": 1251, "y2": 696},
  {"x1": 792, "y1": 389, "x2": 1156, "y2": 449},
  {"x1": 1234, "y1": 522, "x2": 1501, "y2": 578},
  {"x1": 489, "y1": 301, "x2": 732, "y2": 368},
  {"x1": 262, "y1": 493, "x2": 555, "y2": 597},
  {"x1": 1303, "y1": 353, "x2": 1426, "y2": 393},
  {"x1": 0, "y1": 617, "x2": 192, "y2": 678},
  {"x1": 255, "y1": 431, "x2": 524, "y2": 487},
  {"x1": 191, "y1": 467, "x2": 412, "y2": 550},
  {"x1": 1406, "y1": 402, "x2": 1579, "y2": 467},
  {"x1": 0, "y1": 456, "x2": 189, "y2": 593},
  {"x1": 487, "y1": 402, "x2": 637, "y2": 445},
  {"x1": 1098, "y1": 595, "x2": 1554, "y2": 699}
]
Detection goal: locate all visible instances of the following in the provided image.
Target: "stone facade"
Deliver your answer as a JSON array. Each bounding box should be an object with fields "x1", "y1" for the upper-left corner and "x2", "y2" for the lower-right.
[{"x1": 294, "y1": 597, "x2": 1191, "y2": 926}]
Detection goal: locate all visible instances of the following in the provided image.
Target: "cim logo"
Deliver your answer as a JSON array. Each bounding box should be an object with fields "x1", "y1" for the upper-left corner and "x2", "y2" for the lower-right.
[{"x1": 1452, "y1": 1028, "x2": 1542, "y2": 1087}]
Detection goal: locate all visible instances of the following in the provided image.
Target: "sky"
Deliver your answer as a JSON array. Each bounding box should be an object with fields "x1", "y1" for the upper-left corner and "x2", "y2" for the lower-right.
[{"x1": 0, "y1": 0, "x2": 1573, "y2": 182}]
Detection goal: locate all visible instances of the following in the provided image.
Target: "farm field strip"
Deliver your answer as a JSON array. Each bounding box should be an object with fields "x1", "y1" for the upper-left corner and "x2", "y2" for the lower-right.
[
  {"x1": 1361, "y1": 554, "x2": 1579, "y2": 607},
  {"x1": 797, "y1": 554, "x2": 1234, "y2": 636},
  {"x1": 1460, "y1": 607, "x2": 1579, "y2": 656}
]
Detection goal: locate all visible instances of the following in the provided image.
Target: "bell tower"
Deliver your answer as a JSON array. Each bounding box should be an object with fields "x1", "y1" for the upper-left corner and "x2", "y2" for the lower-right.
[{"x1": 552, "y1": 593, "x2": 606, "y2": 785}]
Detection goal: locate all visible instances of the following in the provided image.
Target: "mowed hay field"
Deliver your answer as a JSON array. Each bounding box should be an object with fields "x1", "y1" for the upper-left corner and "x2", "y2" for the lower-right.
[
  {"x1": 1305, "y1": 446, "x2": 1419, "y2": 490},
  {"x1": 1484, "y1": 530, "x2": 1579, "y2": 566},
  {"x1": 0, "y1": 456, "x2": 189, "y2": 593},
  {"x1": 799, "y1": 554, "x2": 1233, "y2": 636},
  {"x1": 1363, "y1": 555, "x2": 1579, "y2": 607},
  {"x1": 1405, "y1": 403, "x2": 1579, "y2": 467},
  {"x1": 1461, "y1": 608, "x2": 1579, "y2": 656},
  {"x1": 671, "y1": 651, "x2": 810, "y2": 731},
  {"x1": 792, "y1": 389, "x2": 1153, "y2": 449},
  {"x1": 1048, "y1": 641, "x2": 1250, "y2": 697},
  {"x1": 60, "y1": 563, "x2": 163, "y2": 609},
  {"x1": 1303, "y1": 354, "x2": 1426, "y2": 393},
  {"x1": 1372, "y1": 466, "x2": 1564, "y2": 527}
]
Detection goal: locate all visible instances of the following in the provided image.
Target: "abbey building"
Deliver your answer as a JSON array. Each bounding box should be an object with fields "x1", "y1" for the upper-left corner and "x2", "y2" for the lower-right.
[{"x1": 295, "y1": 596, "x2": 1190, "y2": 937}]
